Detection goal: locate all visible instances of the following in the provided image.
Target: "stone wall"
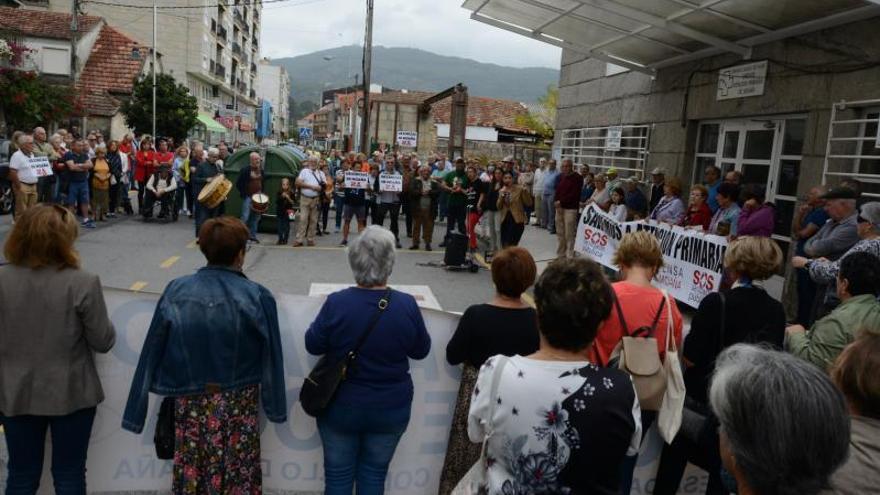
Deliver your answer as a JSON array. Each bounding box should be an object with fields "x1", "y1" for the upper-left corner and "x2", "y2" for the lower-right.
[{"x1": 436, "y1": 138, "x2": 551, "y2": 163}]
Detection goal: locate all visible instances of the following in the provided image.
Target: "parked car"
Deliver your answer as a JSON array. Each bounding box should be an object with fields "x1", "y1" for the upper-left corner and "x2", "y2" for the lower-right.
[{"x1": 0, "y1": 138, "x2": 12, "y2": 215}]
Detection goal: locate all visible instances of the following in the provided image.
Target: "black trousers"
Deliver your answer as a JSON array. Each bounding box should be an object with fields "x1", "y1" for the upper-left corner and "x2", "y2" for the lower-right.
[
  {"x1": 142, "y1": 190, "x2": 173, "y2": 218},
  {"x1": 500, "y1": 213, "x2": 525, "y2": 247},
  {"x1": 402, "y1": 198, "x2": 412, "y2": 236},
  {"x1": 377, "y1": 202, "x2": 401, "y2": 239},
  {"x1": 653, "y1": 399, "x2": 727, "y2": 495},
  {"x1": 445, "y1": 203, "x2": 467, "y2": 238}
]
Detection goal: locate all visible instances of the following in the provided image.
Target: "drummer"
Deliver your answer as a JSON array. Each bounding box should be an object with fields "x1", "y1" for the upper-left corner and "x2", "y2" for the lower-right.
[
  {"x1": 192, "y1": 147, "x2": 224, "y2": 238},
  {"x1": 236, "y1": 152, "x2": 265, "y2": 243}
]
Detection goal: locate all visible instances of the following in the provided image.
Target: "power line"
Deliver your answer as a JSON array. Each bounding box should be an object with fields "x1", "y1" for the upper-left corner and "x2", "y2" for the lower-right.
[{"x1": 80, "y1": 0, "x2": 314, "y2": 10}]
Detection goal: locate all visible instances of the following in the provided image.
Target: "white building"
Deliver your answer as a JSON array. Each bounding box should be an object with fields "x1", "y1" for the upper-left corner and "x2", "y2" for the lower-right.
[
  {"x1": 256, "y1": 58, "x2": 290, "y2": 140},
  {"x1": 36, "y1": 0, "x2": 263, "y2": 143}
]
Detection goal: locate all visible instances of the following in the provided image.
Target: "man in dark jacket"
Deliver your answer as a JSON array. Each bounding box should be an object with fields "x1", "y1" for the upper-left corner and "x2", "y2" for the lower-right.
[
  {"x1": 192, "y1": 147, "x2": 224, "y2": 237},
  {"x1": 649, "y1": 167, "x2": 666, "y2": 213},
  {"x1": 236, "y1": 152, "x2": 265, "y2": 242}
]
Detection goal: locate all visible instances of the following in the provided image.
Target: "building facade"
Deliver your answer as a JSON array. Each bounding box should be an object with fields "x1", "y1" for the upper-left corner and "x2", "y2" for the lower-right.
[
  {"x1": 256, "y1": 57, "x2": 290, "y2": 140},
  {"x1": 41, "y1": 0, "x2": 262, "y2": 143}
]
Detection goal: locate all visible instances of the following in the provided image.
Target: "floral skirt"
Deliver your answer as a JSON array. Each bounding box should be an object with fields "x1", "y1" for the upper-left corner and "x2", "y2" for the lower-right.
[{"x1": 173, "y1": 384, "x2": 261, "y2": 494}]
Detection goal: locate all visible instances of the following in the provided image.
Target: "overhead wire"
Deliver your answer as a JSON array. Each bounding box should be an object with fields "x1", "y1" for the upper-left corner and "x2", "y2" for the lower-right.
[{"x1": 80, "y1": 0, "x2": 315, "y2": 10}]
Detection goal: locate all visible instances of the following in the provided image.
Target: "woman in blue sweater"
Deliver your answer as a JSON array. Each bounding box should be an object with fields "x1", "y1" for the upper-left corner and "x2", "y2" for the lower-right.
[{"x1": 305, "y1": 225, "x2": 432, "y2": 495}]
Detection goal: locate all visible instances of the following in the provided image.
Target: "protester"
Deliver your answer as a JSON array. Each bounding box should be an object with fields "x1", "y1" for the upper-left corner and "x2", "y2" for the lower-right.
[
  {"x1": 90, "y1": 145, "x2": 111, "y2": 222},
  {"x1": 33, "y1": 126, "x2": 60, "y2": 203},
  {"x1": 440, "y1": 158, "x2": 469, "y2": 247},
  {"x1": 276, "y1": 177, "x2": 295, "y2": 245},
  {"x1": 650, "y1": 176, "x2": 686, "y2": 224},
  {"x1": 710, "y1": 345, "x2": 850, "y2": 495},
  {"x1": 589, "y1": 172, "x2": 610, "y2": 210},
  {"x1": 366, "y1": 163, "x2": 381, "y2": 225},
  {"x1": 305, "y1": 226, "x2": 431, "y2": 495},
  {"x1": 654, "y1": 236, "x2": 786, "y2": 494},
  {"x1": 496, "y1": 170, "x2": 533, "y2": 248},
  {"x1": 649, "y1": 167, "x2": 665, "y2": 212},
  {"x1": 466, "y1": 257, "x2": 640, "y2": 494},
  {"x1": 172, "y1": 145, "x2": 190, "y2": 218},
  {"x1": 554, "y1": 158, "x2": 584, "y2": 258},
  {"x1": 237, "y1": 152, "x2": 265, "y2": 242},
  {"x1": 737, "y1": 184, "x2": 775, "y2": 237},
  {"x1": 294, "y1": 157, "x2": 325, "y2": 247},
  {"x1": 541, "y1": 159, "x2": 560, "y2": 234},
  {"x1": 63, "y1": 139, "x2": 95, "y2": 228},
  {"x1": 106, "y1": 140, "x2": 125, "y2": 217},
  {"x1": 122, "y1": 217, "x2": 286, "y2": 493},
  {"x1": 606, "y1": 168, "x2": 622, "y2": 194},
  {"x1": 827, "y1": 333, "x2": 880, "y2": 494},
  {"x1": 8, "y1": 133, "x2": 39, "y2": 220},
  {"x1": 624, "y1": 177, "x2": 648, "y2": 219},
  {"x1": 464, "y1": 165, "x2": 486, "y2": 252},
  {"x1": 532, "y1": 158, "x2": 546, "y2": 227},
  {"x1": 786, "y1": 252, "x2": 880, "y2": 370},
  {"x1": 609, "y1": 186, "x2": 628, "y2": 222},
  {"x1": 580, "y1": 171, "x2": 596, "y2": 209},
  {"x1": 703, "y1": 165, "x2": 722, "y2": 212},
  {"x1": 708, "y1": 182, "x2": 741, "y2": 236},
  {"x1": 682, "y1": 184, "x2": 712, "y2": 230},
  {"x1": 793, "y1": 186, "x2": 830, "y2": 325},
  {"x1": 333, "y1": 168, "x2": 346, "y2": 233},
  {"x1": 375, "y1": 159, "x2": 404, "y2": 248},
  {"x1": 317, "y1": 162, "x2": 334, "y2": 236},
  {"x1": 340, "y1": 170, "x2": 368, "y2": 247},
  {"x1": 724, "y1": 170, "x2": 742, "y2": 186},
  {"x1": 409, "y1": 164, "x2": 439, "y2": 251},
  {"x1": 0, "y1": 204, "x2": 115, "y2": 493},
  {"x1": 142, "y1": 164, "x2": 177, "y2": 221},
  {"x1": 440, "y1": 247, "x2": 539, "y2": 494},
  {"x1": 481, "y1": 168, "x2": 504, "y2": 254},
  {"x1": 192, "y1": 147, "x2": 223, "y2": 238},
  {"x1": 134, "y1": 137, "x2": 156, "y2": 214}
]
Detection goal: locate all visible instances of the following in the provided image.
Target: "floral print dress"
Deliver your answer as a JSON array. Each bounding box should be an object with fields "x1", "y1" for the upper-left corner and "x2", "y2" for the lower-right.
[
  {"x1": 468, "y1": 355, "x2": 641, "y2": 494},
  {"x1": 173, "y1": 384, "x2": 261, "y2": 494}
]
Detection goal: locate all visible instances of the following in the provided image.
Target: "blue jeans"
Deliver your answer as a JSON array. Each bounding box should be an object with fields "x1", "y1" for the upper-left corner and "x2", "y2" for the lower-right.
[
  {"x1": 334, "y1": 195, "x2": 345, "y2": 229},
  {"x1": 241, "y1": 196, "x2": 261, "y2": 239},
  {"x1": 66, "y1": 181, "x2": 89, "y2": 207},
  {"x1": 1, "y1": 407, "x2": 96, "y2": 495},
  {"x1": 317, "y1": 403, "x2": 411, "y2": 495},
  {"x1": 542, "y1": 194, "x2": 556, "y2": 231}
]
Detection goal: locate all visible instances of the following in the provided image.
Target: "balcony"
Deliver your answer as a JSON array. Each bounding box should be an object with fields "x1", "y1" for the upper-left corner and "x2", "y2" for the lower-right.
[
  {"x1": 250, "y1": 62, "x2": 257, "y2": 74},
  {"x1": 233, "y1": 8, "x2": 246, "y2": 28},
  {"x1": 249, "y1": 89, "x2": 256, "y2": 99},
  {"x1": 237, "y1": 81, "x2": 246, "y2": 93},
  {"x1": 232, "y1": 42, "x2": 242, "y2": 57},
  {"x1": 252, "y1": 39, "x2": 259, "y2": 51},
  {"x1": 215, "y1": 25, "x2": 227, "y2": 42},
  {"x1": 214, "y1": 64, "x2": 226, "y2": 79}
]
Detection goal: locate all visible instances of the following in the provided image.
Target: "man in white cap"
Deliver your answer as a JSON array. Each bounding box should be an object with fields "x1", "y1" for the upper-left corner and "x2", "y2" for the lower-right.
[{"x1": 649, "y1": 167, "x2": 666, "y2": 213}]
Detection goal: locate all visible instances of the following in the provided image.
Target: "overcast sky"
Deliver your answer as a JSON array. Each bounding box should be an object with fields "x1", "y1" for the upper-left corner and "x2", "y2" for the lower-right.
[{"x1": 259, "y1": 0, "x2": 561, "y2": 68}]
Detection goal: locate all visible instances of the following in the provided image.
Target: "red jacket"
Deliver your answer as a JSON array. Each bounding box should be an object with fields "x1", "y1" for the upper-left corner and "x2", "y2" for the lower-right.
[
  {"x1": 134, "y1": 150, "x2": 156, "y2": 182},
  {"x1": 682, "y1": 202, "x2": 712, "y2": 230}
]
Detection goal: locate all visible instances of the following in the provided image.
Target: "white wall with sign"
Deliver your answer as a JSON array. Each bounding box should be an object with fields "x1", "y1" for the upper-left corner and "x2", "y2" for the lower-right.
[{"x1": 717, "y1": 60, "x2": 767, "y2": 101}]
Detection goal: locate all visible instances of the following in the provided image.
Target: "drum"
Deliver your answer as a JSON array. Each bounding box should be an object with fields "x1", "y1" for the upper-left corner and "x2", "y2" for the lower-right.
[
  {"x1": 197, "y1": 175, "x2": 232, "y2": 209},
  {"x1": 251, "y1": 193, "x2": 270, "y2": 214}
]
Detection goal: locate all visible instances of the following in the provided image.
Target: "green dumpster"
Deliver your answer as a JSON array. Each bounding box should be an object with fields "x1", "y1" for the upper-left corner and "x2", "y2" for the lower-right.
[{"x1": 223, "y1": 146, "x2": 302, "y2": 233}]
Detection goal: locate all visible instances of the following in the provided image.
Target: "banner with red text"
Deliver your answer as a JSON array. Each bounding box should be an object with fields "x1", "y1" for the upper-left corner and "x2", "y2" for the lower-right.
[{"x1": 575, "y1": 204, "x2": 729, "y2": 308}]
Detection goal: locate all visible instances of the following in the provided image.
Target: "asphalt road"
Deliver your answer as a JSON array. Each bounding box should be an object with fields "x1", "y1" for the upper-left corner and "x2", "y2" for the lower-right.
[{"x1": 0, "y1": 207, "x2": 560, "y2": 314}]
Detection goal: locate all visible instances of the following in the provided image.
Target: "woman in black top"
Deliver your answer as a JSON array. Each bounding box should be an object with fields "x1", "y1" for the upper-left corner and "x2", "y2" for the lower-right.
[
  {"x1": 654, "y1": 236, "x2": 787, "y2": 494},
  {"x1": 438, "y1": 247, "x2": 540, "y2": 494}
]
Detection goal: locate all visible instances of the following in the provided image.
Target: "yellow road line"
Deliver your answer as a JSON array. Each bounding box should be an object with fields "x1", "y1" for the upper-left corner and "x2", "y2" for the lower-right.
[
  {"x1": 522, "y1": 292, "x2": 536, "y2": 308},
  {"x1": 160, "y1": 255, "x2": 181, "y2": 268},
  {"x1": 129, "y1": 281, "x2": 148, "y2": 292},
  {"x1": 186, "y1": 240, "x2": 198, "y2": 249}
]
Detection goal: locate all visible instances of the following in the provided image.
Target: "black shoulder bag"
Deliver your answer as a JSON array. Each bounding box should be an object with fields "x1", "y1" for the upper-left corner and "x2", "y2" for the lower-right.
[
  {"x1": 300, "y1": 288, "x2": 392, "y2": 417},
  {"x1": 154, "y1": 397, "x2": 175, "y2": 459}
]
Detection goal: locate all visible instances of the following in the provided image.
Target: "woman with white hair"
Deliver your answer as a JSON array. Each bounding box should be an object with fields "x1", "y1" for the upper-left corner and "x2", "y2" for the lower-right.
[
  {"x1": 710, "y1": 344, "x2": 850, "y2": 495},
  {"x1": 305, "y1": 225, "x2": 431, "y2": 495}
]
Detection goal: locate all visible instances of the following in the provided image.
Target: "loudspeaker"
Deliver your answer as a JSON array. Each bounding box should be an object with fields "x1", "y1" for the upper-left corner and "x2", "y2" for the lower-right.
[{"x1": 443, "y1": 233, "x2": 468, "y2": 267}]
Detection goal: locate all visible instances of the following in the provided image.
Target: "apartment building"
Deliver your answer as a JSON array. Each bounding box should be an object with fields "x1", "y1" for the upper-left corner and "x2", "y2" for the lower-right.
[
  {"x1": 40, "y1": 0, "x2": 262, "y2": 143},
  {"x1": 256, "y1": 57, "x2": 290, "y2": 140}
]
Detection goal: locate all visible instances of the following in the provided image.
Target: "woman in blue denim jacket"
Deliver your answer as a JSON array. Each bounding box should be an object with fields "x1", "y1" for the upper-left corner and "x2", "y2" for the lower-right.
[
  {"x1": 306, "y1": 225, "x2": 431, "y2": 495},
  {"x1": 122, "y1": 217, "x2": 286, "y2": 493}
]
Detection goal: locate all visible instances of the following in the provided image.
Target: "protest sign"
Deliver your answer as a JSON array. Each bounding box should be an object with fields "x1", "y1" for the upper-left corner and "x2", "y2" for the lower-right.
[
  {"x1": 28, "y1": 156, "x2": 53, "y2": 177},
  {"x1": 575, "y1": 204, "x2": 728, "y2": 308},
  {"x1": 343, "y1": 171, "x2": 371, "y2": 189},
  {"x1": 396, "y1": 130, "x2": 418, "y2": 148},
  {"x1": 379, "y1": 172, "x2": 403, "y2": 192}
]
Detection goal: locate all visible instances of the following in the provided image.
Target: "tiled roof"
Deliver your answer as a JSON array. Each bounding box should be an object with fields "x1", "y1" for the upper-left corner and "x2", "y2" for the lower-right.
[
  {"x1": 0, "y1": 7, "x2": 102, "y2": 41},
  {"x1": 432, "y1": 96, "x2": 530, "y2": 132},
  {"x1": 370, "y1": 91, "x2": 434, "y2": 105},
  {"x1": 76, "y1": 24, "x2": 147, "y2": 117}
]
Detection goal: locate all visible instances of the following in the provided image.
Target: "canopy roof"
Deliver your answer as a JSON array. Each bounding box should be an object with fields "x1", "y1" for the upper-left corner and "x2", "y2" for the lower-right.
[{"x1": 462, "y1": 0, "x2": 880, "y2": 74}]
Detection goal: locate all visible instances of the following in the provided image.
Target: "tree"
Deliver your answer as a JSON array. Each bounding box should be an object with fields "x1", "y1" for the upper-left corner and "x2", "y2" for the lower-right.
[
  {"x1": 515, "y1": 84, "x2": 557, "y2": 140},
  {"x1": 120, "y1": 72, "x2": 198, "y2": 142}
]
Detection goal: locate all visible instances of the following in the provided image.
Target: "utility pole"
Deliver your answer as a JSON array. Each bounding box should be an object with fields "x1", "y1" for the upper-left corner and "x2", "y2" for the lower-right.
[
  {"x1": 152, "y1": 3, "x2": 157, "y2": 139},
  {"x1": 359, "y1": 0, "x2": 373, "y2": 154},
  {"x1": 70, "y1": 0, "x2": 78, "y2": 81}
]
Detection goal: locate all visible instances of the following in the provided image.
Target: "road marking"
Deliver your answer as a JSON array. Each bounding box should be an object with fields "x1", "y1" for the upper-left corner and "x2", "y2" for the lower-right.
[
  {"x1": 160, "y1": 256, "x2": 180, "y2": 268},
  {"x1": 256, "y1": 244, "x2": 442, "y2": 254},
  {"x1": 129, "y1": 281, "x2": 148, "y2": 292},
  {"x1": 522, "y1": 292, "x2": 536, "y2": 308},
  {"x1": 186, "y1": 240, "x2": 198, "y2": 249}
]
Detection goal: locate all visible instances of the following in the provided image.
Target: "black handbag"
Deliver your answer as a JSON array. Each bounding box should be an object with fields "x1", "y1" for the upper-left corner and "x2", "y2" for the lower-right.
[
  {"x1": 299, "y1": 288, "x2": 392, "y2": 417},
  {"x1": 154, "y1": 396, "x2": 175, "y2": 460}
]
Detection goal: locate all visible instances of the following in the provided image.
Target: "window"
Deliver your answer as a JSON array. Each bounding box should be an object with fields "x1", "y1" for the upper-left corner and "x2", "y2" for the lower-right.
[
  {"x1": 40, "y1": 46, "x2": 69, "y2": 75},
  {"x1": 823, "y1": 100, "x2": 880, "y2": 198},
  {"x1": 559, "y1": 125, "x2": 651, "y2": 178}
]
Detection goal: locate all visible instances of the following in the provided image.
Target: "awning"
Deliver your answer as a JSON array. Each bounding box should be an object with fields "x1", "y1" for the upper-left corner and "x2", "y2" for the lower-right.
[
  {"x1": 197, "y1": 113, "x2": 229, "y2": 133},
  {"x1": 462, "y1": 0, "x2": 880, "y2": 75}
]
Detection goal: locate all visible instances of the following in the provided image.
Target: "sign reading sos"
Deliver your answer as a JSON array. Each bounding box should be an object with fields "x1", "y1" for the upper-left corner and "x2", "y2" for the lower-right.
[
  {"x1": 692, "y1": 270, "x2": 716, "y2": 291},
  {"x1": 583, "y1": 228, "x2": 609, "y2": 247}
]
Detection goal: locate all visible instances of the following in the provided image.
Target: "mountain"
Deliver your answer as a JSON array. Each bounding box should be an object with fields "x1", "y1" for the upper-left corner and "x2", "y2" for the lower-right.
[{"x1": 271, "y1": 45, "x2": 559, "y2": 110}]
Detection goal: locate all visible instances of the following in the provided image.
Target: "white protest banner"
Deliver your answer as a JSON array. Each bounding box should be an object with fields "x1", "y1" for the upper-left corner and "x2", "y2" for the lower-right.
[
  {"x1": 575, "y1": 204, "x2": 728, "y2": 308},
  {"x1": 343, "y1": 171, "x2": 371, "y2": 189},
  {"x1": 396, "y1": 130, "x2": 417, "y2": 148},
  {"x1": 0, "y1": 288, "x2": 708, "y2": 494},
  {"x1": 379, "y1": 172, "x2": 403, "y2": 192},
  {"x1": 28, "y1": 156, "x2": 53, "y2": 177}
]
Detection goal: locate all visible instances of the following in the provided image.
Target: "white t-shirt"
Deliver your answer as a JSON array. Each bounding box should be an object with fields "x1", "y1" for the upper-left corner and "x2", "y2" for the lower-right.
[
  {"x1": 297, "y1": 167, "x2": 325, "y2": 198},
  {"x1": 9, "y1": 150, "x2": 38, "y2": 184}
]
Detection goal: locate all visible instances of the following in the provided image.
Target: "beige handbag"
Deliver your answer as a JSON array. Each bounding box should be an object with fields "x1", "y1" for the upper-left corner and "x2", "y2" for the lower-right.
[
  {"x1": 658, "y1": 291, "x2": 686, "y2": 443},
  {"x1": 608, "y1": 292, "x2": 668, "y2": 411}
]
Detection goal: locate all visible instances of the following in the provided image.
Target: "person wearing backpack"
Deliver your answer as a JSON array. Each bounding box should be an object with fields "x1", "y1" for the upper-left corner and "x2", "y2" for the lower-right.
[
  {"x1": 653, "y1": 236, "x2": 786, "y2": 494},
  {"x1": 592, "y1": 230, "x2": 683, "y2": 494}
]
